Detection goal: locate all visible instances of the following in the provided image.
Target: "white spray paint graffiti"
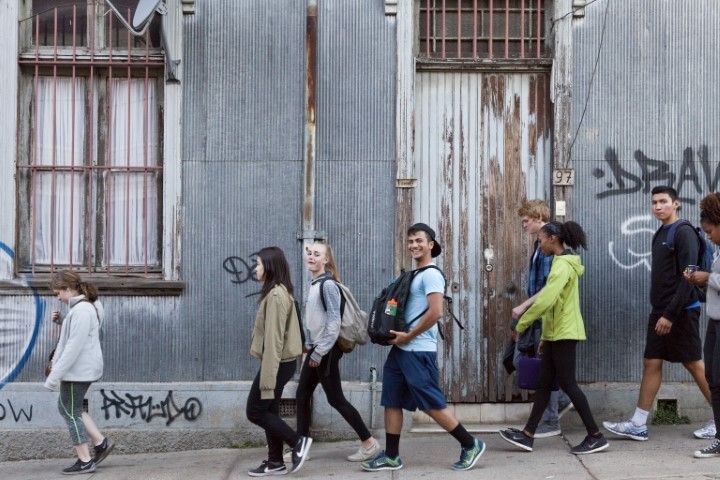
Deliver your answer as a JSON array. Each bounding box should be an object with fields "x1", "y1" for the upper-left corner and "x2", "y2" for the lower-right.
[{"x1": 608, "y1": 214, "x2": 654, "y2": 271}]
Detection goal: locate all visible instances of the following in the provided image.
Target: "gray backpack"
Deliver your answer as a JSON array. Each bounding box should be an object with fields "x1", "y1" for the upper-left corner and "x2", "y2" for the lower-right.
[{"x1": 319, "y1": 279, "x2": 369, "y2": 353}]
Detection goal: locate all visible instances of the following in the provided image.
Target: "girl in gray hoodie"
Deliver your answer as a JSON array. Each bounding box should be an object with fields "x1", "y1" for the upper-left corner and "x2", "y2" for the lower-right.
[
  {"x1": 685, "y1": 193, "x2": 720, "y2": 458},
  {"x1": 45, "y1": 271, "x2": 113, "y2": 474}
]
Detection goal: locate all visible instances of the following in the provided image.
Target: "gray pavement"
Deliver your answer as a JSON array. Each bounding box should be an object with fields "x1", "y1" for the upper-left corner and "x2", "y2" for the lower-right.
[{"x1": 1, "y1": 426, "x2": 719, "y2": 480}]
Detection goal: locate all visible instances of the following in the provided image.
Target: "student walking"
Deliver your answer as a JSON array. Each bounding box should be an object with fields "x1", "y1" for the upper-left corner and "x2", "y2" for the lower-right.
[
  {"x1": 294, "y1": 242, "x2": 380, "y2": 461},
  {"x1": 362, "y1": 223, "x2": 485, "y2": 472},
  {"x1": 246, "y1": 247, "x2": 311, "y2": 476},
  {"x1": 44, "y1": 271, "x2": 114, "y2": 475},
  {"x1": 604, "y1": 186, "x2": 715, "y2": 442},
  {"x1": 685, "y1": 192, "x2": 720, "y2": 458},
  {"x1": 499, "y1": 221, "x2": 609, "y2": 455},
  {"x1": 512, "y1": 200, "x2": 573, "y2": 437}
]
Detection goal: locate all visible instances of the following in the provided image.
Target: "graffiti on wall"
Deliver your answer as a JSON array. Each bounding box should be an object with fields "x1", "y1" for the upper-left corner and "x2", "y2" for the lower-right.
[
  {"x1": 0, "y1": 399, "x2": 33, "y2": 423},
  {"x1": 0, "y1": 242, "x2": 45, "y2": 390},
  {"x1": 594, "y1": 146, "x2": 715, "y2": 204},
  {"x1": 223, "y1": 252, "x2": 260, "y2": 286},
  {"x1": 607, "y1": 215, "x2": 654, "y2": 271},
  {"x1": 100, "y1": 389, "x2": 203, "y2": 426}
]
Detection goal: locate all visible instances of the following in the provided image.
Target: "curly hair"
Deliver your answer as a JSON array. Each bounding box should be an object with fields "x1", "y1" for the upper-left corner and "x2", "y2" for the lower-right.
[
  {"x1": 541, "y1": 221, "x2": 588, "y2": 251},
  {"x1": 700, "y1": 192, "x2": 720, "y2": 226}
]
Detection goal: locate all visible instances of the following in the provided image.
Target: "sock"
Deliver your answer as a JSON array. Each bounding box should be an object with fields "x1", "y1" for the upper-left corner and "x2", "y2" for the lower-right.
[
  {"x1": 385, "y1": 433, "x2": 401, "y2": 458},
  {"x1": 449, "y1": 423, "x2": 475, "y2": 449},
  {"x1": 631, "y1": 407, "x2": 649, "y2": 426}
]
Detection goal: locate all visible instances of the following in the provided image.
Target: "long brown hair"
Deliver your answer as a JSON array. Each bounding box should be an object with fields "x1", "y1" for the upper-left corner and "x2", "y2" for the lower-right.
[
  {"x1": 314, "y1": 241, "x2": 341, "y2": 282},
  {"x1": 50, "y1": 270, "x2": 99, "y2": 302},
  {"x1": 257, "y1": 246, "x2": 294, "y2": 301}
]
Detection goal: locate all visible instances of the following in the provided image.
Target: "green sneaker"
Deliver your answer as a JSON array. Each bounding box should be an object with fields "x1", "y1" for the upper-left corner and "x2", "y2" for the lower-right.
[
  {"x1": 361, "y1": 451, "x2": 404, "y2": 471},
  {"x1": 451, "y1": 438, "x2": 486, "y2": 471}
]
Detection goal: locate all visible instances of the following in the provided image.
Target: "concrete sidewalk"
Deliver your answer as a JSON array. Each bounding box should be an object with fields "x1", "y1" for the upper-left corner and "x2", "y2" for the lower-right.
[{"x1": 1, "y1": 426, "x2": 719, "y2": 480}]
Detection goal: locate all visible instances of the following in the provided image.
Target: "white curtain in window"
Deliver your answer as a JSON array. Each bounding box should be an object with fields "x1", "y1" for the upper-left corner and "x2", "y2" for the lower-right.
[
  {"x1": 33, "y1": 77, "x2": 86, "y2": 266},
  {"x1": 107, "y1": 78, "x2": 159, "y2": 267}
]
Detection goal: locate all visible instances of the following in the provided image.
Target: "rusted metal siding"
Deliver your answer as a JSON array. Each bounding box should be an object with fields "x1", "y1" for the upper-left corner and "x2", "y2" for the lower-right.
[
  {"x1": 316, "y1": 0, "x2": 396, "y2": 380},
  {"x1": 181, "y1": 0, "x2": 306, "y2": 381},
  {"x1": 414, "y1": 71, "x2": 551, "y2": 401},
  {"x1": 572, "y1": 0, "x2": 720, "y2": 382}
]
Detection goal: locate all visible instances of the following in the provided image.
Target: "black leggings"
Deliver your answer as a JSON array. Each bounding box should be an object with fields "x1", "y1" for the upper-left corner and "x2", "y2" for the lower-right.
[
  {"x1": 296, "y1": 343, "x2": 372, "y2": 441},
  {"x1": 246, "y1": 361, "x2": 300, "y2": 462},
  {"x1": 525, "y1": 340, "x2": 599, "y2": 436},
  {"x1": 704, "y1": 320, "x2": 720, "y2": 440}
]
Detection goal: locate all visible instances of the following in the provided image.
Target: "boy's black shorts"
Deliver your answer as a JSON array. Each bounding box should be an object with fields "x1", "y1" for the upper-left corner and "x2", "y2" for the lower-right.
[{"x1": 644, "y1": 309, "x2": 702, "y2": 363}]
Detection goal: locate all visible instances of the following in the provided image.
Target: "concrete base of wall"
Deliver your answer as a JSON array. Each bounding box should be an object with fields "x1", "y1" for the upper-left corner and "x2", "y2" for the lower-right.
[{"x1": 0, "y1": 381, "x2": 712, "y2": 461}]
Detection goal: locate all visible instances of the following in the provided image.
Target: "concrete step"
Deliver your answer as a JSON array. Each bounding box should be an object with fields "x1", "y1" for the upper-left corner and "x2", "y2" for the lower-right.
[{"x1": 411, "y1": 402, "x2": 533, "y2": 431}]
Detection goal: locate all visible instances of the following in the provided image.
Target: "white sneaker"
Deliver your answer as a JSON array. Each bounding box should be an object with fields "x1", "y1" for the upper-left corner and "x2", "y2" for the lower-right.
[
  {"x1": 347, "y1": 440, "x2": 380, "y2": 462},
  {"x1": 693, "y1": 420, "x2": 717, "y2": 440}
]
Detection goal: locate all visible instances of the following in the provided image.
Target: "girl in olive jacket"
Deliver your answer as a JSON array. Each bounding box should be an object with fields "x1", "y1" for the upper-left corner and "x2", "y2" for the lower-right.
[
  {"x1": 246, "y1": 246, "x2": 311, "y2": 476},
  {"x1": 499, "y1": 221, "x2": 609, "y2": 456}
]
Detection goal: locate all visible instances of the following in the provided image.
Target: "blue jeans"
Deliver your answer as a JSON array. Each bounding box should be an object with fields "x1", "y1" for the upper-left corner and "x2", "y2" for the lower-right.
[{"x1": 514, "y1": 344, "x2": 570, "y2": 425}]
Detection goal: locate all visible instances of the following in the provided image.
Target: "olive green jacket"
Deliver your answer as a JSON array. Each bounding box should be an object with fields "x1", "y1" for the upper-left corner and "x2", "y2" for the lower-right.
[{"x1": 250, "y1": 284, "x2": 303, "y2": 399}]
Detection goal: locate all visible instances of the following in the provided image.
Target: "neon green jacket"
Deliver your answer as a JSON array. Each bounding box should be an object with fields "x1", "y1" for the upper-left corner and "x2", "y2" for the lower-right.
[{"x1": 515, "y1": 253, "x2": 587, "y2": 341}]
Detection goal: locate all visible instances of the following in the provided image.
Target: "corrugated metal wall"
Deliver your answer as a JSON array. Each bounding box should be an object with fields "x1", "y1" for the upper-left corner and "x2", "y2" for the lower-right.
[
  {"x1": 573, "y1": 0, "x2": 720, "y2": 382},
  {"x1": 414, "y1": 72, "x2": 551, "y2": 401},
  {"x1": 315, "y1": 0, "x2": 396, "y2": 381},
  {"x1": 181, "y1": 0, "x2": 306, "y2": 381}
]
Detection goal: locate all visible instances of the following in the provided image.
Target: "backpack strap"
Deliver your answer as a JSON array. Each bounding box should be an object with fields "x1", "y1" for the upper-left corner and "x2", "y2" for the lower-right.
[
  {"x1": 661, "y1": 220, "x2": 704, "y2": 274},
  {"x1": 317, "y1": 276, "x2": 346, "y2": 316},
  {"x1": 403, "y1": 265, "x2": 465, "y2": 332}
]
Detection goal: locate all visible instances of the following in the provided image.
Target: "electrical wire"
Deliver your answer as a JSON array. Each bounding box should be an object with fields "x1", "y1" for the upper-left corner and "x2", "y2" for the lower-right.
[
  {"x1": 551, "y1": 0, "x2": 603, "y2": 29},
  {"x1": 567, "y1": 0, "x2": 611, "y2": 164}
]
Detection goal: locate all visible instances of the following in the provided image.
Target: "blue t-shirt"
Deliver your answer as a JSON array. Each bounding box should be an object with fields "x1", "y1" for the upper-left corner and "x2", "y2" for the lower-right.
[{"x1": 399, "y1": 265, "x2": 445, "y2": 352}]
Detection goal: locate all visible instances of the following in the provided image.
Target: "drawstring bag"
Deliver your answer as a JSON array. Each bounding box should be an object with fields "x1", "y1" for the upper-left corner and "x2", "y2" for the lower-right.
[{"x1": 517, "y1": 356, "x2": 558, "y2": 391}]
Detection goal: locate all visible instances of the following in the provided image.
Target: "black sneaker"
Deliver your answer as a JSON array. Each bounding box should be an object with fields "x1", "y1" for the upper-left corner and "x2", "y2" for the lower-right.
[
  {"x1": 571, "y1": 434, "x2": 609, "y2": 455},
  {"x1": 290, "y1": 436, "x2": 313, "y2": 473},
  {"x1": 247, "y1": 460, "x2": 288, "y2": 476},
  {"x1": 498, "y1": 428, "x2": 534, "y2": 452},
  {"x1": 93, "y1": 437, "x2": 115, "y2": 465},
  {"x1": 694, "y1": 438, "x2": 720, "y2": 458},
  {"x1": 62, "y1": 459, "x2": 96, "y2": 475}
]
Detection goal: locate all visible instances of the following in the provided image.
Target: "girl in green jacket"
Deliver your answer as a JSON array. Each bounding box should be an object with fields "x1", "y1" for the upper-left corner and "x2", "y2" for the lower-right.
[{"x1": 499, "y1": 221, "x2": 609, "y2": 455}]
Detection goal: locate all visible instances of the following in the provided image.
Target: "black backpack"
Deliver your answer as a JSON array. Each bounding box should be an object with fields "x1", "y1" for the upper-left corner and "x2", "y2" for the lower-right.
[
  {"x1": 655, "y1": 219, "x2": 716, "y2": 302},
  {"x1": 367, "y1": 265, "x2": 463, "y2": 345}
]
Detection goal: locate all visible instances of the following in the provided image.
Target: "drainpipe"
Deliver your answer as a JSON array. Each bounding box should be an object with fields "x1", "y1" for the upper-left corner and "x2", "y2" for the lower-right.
[
  {"x1": 369, "y1": 366, "x2": 378, "y2": 430},
  {"x1": 299, "y1": 0, "x2": 324, "y2": 282}
]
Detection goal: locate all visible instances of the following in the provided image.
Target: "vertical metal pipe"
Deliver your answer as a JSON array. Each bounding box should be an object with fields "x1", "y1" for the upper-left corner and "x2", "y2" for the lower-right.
[
  {"x1": 521, "y1": 0, "x2": 525, "y2": 58},
  {"x1": 302, "y1": 0, "x2": 318, "y2": 294}
]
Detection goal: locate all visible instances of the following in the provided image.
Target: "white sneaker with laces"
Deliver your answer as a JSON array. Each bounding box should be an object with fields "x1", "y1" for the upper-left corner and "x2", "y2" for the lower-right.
[
  {"x1": 693, "y1": 420, "x2": 717, "y2": 440},
  {"x1": 347, "y1": 440, "x2": 380, "y2": 462}
]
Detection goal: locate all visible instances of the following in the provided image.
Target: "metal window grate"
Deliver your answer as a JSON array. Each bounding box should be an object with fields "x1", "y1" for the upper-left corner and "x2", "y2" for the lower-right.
[
  {"x1": 418, "y1": 0, "x2": 553, "y2": 60},
  {"x1": 17, "y1": 2, "x2": 164, "y2": 276}
]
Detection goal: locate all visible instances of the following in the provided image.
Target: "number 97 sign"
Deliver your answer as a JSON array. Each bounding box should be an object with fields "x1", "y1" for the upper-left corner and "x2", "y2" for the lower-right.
[{"x1": 552, "y1": 169, "x2": 575, "y2": 186}]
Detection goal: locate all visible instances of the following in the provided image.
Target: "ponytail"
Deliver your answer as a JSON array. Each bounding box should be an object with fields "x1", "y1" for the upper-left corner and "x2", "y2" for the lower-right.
[
  {"x1": 50, "y1": 271, "x2": 99, "y2": 302},
  {"x1": 541, "y1": 221, "x2": 588, "y2": 251}
]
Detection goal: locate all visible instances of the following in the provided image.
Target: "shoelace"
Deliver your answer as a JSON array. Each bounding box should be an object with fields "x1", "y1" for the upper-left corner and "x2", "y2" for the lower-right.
[{"x1": 701, "y1": 439, "x2": 720, "y2": 453}]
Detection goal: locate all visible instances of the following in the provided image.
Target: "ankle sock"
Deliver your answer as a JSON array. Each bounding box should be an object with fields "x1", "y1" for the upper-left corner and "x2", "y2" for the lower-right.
[
  {"x1": 385, "y1": 433, "x2": 400, "y2": 458},
  {"x1": 449, "y1": 423, "x2": 475, "y2": 449},
  {"x1": 631, "y1": 407, "x2": 649, "y2": 426}
]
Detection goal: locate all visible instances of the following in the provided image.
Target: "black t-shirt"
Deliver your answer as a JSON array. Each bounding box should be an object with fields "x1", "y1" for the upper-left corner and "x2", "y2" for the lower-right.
[{"x1": 650, "y1": 221, "x2": 700, "y2": 321}]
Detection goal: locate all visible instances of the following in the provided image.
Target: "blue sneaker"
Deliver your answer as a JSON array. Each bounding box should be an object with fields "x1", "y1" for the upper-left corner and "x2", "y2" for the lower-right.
[
  {"x1": 451, "y1": 437, "x2": 486, "y2": 471},
  {"x1": 602, "y1": 420, "x2": 648, "y2": 441},
  {"x1": 361, "y1": 451, "x2": 404, "y2": 471}
]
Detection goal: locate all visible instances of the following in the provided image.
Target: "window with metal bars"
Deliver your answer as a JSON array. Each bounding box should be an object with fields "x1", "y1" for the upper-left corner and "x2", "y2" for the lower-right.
[
  {"x1": 418, "y1": 0, "x2": 553, "y2": 60},
  {"x1": 16, "y1": 1, "x2": 164, "y2": 276}
]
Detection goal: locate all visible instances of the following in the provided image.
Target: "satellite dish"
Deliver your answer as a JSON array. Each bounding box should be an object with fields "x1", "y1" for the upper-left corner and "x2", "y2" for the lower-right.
[{"x1": 132, "y1": 0, "x2": 163, "y2": 30}]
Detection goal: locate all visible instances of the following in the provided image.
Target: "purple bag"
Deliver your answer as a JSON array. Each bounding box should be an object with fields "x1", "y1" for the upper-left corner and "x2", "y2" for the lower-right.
[{"x1": 518, "y1": 356, "x2": 558, "y2": 391}]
